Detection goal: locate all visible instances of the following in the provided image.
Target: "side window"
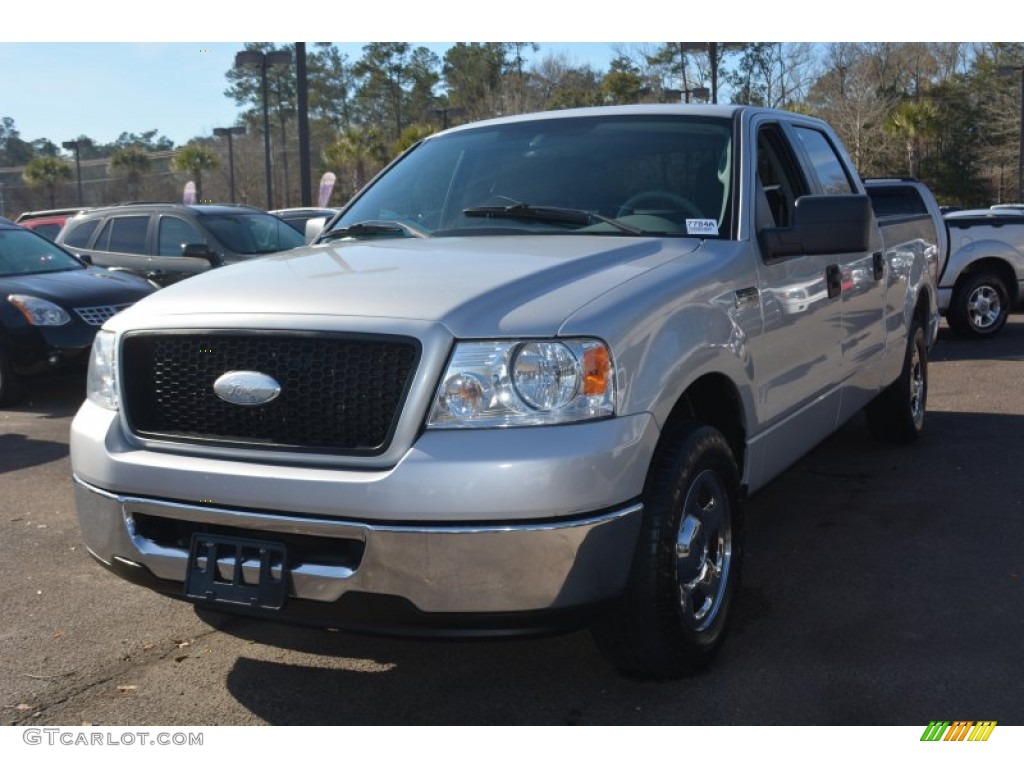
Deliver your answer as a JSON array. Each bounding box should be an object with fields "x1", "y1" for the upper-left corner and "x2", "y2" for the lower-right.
[
  {"x1": 95, "y1": 216, "x2": 149, "y2": 253},
  {"x1": 158, "y1": 216, "x2": 204, "y2": 256},
  {"x1": 62, "y1": 218, "x2": 99, "y2": 248},
  {"x1": 33, "y1": 223, "x2": 62, "y2": 241},
  {"x1": 756, "y1": 125, "x2": 808, "y2": 229},
  {"x1": 792, "y1": 127, "x2": 855, "y2": 195}
]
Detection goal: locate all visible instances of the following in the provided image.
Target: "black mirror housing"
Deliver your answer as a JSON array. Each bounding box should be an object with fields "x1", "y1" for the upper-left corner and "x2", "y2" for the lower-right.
[
  {"x1": 182, "y1": 242, "x2": 223, "y2": 267},
  {"x1": 760, "y1": 194, "x2": 873, "y2": 259}
]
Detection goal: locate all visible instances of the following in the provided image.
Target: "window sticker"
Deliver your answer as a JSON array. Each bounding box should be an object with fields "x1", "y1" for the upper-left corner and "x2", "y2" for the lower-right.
[{"x1": 686, "y1": 219, "x2": 719, "y2": 236}]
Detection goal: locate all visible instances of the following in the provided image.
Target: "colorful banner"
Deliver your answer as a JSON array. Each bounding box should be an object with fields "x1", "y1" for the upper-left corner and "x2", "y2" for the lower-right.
[
  {"x1": 317, "y1": 172, "x2": 337, "y2": 208},
  {"x1": 183, "y1": 181, "x2": 196, "y2": 205}
]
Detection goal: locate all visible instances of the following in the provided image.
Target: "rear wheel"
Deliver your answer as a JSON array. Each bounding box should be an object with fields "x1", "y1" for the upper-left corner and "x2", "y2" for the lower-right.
[
  {"x1": 866, "y1": 319, "x2": 927, "y2": 443},
  {"x1": 947, "y1": 271, "x2": 1010, "y2": 339},
  {"x1": 592, "y1": 423, "x2": 742, "y2": 679}
]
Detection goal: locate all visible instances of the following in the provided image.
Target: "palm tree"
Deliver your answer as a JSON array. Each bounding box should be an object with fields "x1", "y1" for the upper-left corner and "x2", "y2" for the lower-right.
[
  {"x1": 171, "y1": 142, "x2": 220, "y2": 203},
  {"x1": 392, "y1": 124, "x2": 435, "y2": 155},
  {"x1": 108, "y1": 147, "x2": 152, "y2": 200},
  {"x1": 22, "y1": 156, "x2": 73, "y2": 207},
  {"x1": 323, "y1": 126, "x2": 387, "y2": 197},
  {"x1": 885, "y1": 100, "x2": 939, "y2": 178}
]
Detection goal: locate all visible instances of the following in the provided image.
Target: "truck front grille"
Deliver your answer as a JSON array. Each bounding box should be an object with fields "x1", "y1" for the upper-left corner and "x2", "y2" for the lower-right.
[{"x1": 120, "y1": 331, "x2": 419, "y2": 455}]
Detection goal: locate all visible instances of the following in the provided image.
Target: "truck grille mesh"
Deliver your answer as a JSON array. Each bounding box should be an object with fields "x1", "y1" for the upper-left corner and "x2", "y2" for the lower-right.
[{"x1": 121, "y1": 332, "x2": 419, "y2": 455}]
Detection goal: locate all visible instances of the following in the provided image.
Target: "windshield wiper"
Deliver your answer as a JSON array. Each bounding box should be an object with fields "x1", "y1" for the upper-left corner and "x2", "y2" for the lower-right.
[
  {"x1": 319, "y1": 219, "x2": 428, "y2": 241},
  {"x1": 462, "y1": 203, "x2": 644, "y2": 235}
]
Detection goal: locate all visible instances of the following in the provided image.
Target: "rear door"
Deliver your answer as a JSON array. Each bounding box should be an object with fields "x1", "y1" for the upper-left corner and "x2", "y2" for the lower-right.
[
  {"x1": 790, "y1": 123, "x2": 887, "y2": 414},
  {"x1": 86, "y1": 214, "x2": 154, "y2": 277}
]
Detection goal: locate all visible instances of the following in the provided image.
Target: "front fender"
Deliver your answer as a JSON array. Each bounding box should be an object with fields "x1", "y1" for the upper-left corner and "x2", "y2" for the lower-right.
[{"x1": 559, "y1": 241, "x2": 760, "y2": 443}]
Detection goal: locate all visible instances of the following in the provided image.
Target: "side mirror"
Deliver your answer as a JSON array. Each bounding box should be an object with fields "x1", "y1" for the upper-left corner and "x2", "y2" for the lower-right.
[
  {"x1": 304, "y1": 217, "x2": 328, "y2": 244},
  {"x1": 760, "y1": 194, "x2": 873, "y2": 260},
  {"x1": 182, "y1": 242, "x2": 223, "y2": 267}
]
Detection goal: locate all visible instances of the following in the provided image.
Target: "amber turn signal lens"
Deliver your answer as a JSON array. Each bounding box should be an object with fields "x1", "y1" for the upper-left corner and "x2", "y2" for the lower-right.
[{"x1": 581, "y1": 345, "x2": 611, "y2": 396}]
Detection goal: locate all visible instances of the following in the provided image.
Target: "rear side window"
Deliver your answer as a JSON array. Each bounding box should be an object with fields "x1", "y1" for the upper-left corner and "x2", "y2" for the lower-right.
[
  {"x1": 62, "y1": 218, "x2": 100, "y2": 248},
  {"x1": 29, "y1": 223, "x2": 62, "y2": 241},
  {"x1": 867, "y1": 186, "x2": 927, "y2": 217},
  {"x1": 792, "y1": 127, "x2": 855, "y2": 195},
  {"x1": 95, "y1": 216, "x2": 150, "y2": 253}
]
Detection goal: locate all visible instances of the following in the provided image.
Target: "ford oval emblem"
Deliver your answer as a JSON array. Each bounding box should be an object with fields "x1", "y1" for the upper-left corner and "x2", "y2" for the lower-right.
[{"x1": 213, "y1": 371, "x2": 281, "y2": 406}]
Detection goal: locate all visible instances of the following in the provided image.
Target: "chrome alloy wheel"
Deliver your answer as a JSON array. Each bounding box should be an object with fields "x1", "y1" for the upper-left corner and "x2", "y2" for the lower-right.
[
  {"x1": 908, "y1": 334, "x2": 926, "y2": 430},
  {"x1": 967, "y1": 284, "x2": 1003, "y2": 331},
  {"x1": 675, "y1": 468, "x2": 733, "y2": 632}
]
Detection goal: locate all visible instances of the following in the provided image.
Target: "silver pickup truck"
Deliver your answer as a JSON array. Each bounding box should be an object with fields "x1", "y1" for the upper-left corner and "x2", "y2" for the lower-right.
[{"x1": 71, "y1": 105, "x2": 940, "y2": 678}]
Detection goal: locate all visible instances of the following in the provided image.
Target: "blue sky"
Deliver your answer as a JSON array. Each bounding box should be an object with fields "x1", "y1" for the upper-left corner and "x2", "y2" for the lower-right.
[
  {"x1": 1, "y1": 4, "x2": 978, "y2": 153},
  {"x1": 0, "y1": 42, "x2": 637, "y2": 148}
]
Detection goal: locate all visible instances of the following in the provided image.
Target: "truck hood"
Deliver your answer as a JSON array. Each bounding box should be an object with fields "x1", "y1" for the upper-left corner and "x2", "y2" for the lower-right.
[{"x1": 117, "y1": 235, "x2": 701, "y2": 337}]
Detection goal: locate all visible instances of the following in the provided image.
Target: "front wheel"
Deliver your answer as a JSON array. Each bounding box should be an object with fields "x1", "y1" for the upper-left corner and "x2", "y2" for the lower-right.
[
  {"x1": 947, "y1": 271, "x2": 1010, "y2": 339},
  {"x1": 592, "y1": 423, "x2": 742, "y2": 679}
]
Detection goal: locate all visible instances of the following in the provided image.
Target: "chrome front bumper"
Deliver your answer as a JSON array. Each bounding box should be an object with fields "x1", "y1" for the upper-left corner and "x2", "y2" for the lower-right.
[{"x1": 74, "y1": 476, "x2": 643, "y2": 617}]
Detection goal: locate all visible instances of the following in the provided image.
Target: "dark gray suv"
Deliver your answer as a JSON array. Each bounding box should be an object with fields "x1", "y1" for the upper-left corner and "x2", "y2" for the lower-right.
[{"x1": 56, "y1": 203, "x2": 305, "y2": 287}]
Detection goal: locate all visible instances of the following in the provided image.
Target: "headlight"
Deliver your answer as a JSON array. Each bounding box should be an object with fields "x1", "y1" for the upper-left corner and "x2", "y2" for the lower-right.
[
  {"x1": 8, "y1": 294, "x2": 71, "y2": 326},
  {"x1": 86, "y1": 330, "x2": 119, "y2": 410},
  {"x1": 428, "y1": 338, "x2": 614, "y2": 428}
]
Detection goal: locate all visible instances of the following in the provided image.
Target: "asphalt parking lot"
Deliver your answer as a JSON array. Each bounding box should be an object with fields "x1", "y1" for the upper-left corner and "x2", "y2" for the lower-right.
[{"x1": 2, "y1": 317, "x2": 1023, "y2": 726}]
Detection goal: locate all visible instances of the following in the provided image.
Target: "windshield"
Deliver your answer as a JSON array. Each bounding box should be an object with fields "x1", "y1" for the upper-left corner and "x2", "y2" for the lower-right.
[
  {"x1": 202, "y1": 213, "x2": 305, "y2": 255},
  {"x1": 0, "y1": 228, "x2": 85, "y2": 276},
  {"x1": 329, "y1": 113, "x2": 734, "y2": 238}
]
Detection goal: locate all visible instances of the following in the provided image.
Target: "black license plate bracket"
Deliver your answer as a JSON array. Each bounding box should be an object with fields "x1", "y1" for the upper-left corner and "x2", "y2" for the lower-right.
[{"x1": 185, "y1": 533, "x2": 288, "y2": 610}]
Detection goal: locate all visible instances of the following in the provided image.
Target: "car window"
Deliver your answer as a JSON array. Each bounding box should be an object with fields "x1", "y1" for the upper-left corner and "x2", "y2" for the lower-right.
[
  {"x1": 30, "y1": 223, "x2": 62, "y2": 241},
  {"x1": 279, "y1": 215, "x2": 310, "y2": 234},
  {"x1": 792, "y1": 126, "x2": 855, "y2": 195},
  {"x1": 158, "y1": 216, "x2": 205, "y2": 256},
  {"x1": 95, "y1": 215, "x2": 150, "y2": 253},
  {"x1": 201, "y1": 213, "x2": 304, "y2": 254},
  {"x1": 331, "y1": 114, "x2": 735, "y2": 237},
  {"x1": 756, "y1": 124, "x2": 809, "y2": 229},
  {"x1": 62, "y1": 218, "x2": 100, "y2": 248},
  {"x1": 0, "y1": 229, "x2": 84, "y2": 276}
]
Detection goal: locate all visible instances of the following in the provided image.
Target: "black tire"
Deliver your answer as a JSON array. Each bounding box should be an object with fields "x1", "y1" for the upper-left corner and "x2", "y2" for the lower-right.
[
  {"x1": 0, "y1": 346, "x2": 24, "y2": 407},
  {"x1": 592, "y1": 423, "x2": 742, "y2": 679},
  {"x1": 947, "y1": 271, "x2": 1010, "y2": 339},
  {"x1": 865, "y1": 320, "x2": 927, "y2": 443}
]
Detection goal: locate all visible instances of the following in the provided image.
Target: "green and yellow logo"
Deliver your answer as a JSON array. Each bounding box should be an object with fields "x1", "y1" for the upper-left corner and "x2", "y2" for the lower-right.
[{"x1": 921, "y1": 721, "x2": 997, "y2": 741}]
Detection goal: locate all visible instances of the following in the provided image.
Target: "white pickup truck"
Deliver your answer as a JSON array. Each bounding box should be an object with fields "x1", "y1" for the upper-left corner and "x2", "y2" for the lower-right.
[
  {"x1": 71, "y1": 105, "x2": 942, "y2": 678},
  {"x1": 867, "y1": 179, "x2": 1024, "y2": 338}
]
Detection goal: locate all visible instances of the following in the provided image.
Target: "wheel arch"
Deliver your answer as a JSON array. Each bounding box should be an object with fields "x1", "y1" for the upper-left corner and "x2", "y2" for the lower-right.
[
  {"x1": 955, "y1": 257, "x2": 1019, "y2": 305},
  {"x1": 656, "y1": 372, "x2": 747, "y2": 487}
]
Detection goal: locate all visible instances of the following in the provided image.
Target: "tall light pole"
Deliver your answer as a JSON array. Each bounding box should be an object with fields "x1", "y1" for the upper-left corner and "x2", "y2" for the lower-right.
[
  {"x1": 296, "y1": 43, "x2": 312, "y2": 207},
  {"x1": 997, "y1": 65, "x2": 1024, "y2": 201},
  {"x1": 213, "y1": 126, "x2": 246, "y2": 204},
  {"x1": 235, "y1": 48, "x2": 292, "y2": 209},
  {"x1": 61, "y1": 140, "x2": 84, "y2": 207}
]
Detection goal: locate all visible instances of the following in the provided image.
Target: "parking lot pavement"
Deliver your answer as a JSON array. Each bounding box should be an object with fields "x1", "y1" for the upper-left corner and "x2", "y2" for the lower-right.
[{"x1": 2, "y1": 317, "x2": 1023, "y2": 725}]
